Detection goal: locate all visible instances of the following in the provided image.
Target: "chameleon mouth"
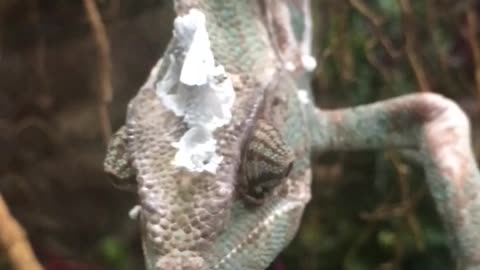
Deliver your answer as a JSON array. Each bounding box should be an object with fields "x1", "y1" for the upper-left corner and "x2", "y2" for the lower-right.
[{"x1": 211, "y1": 198, "x2": 304, "y2": 269}]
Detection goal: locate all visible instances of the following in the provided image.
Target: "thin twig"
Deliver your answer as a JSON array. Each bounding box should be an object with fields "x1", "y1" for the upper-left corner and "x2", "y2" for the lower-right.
[
  {"x1": 83, "y1": 0, "x2": 113, "y2": 145},
  {"x1": 426, "y1": 0, "x2": 449, "y2": 74},
  {"x1": 397, "y1": 0, "x2": 431, "y2": 92},
  {"x1": 359, "y1": 187, "x2": 425, "y2": 221},
  {"x1": 30, "y1": 0, "x2": 51, "y2": 102},
  {"x1": 349, "y1": 0, "x2": 384, "y2": 26},
  {"x1": 388, "y1": 152, "x2": 425, "y2": 251},
  {"x1": 332, "y1": 1, "x2": 354, "y2": 82},
  {"x1": 364, "y1": 38, "x2": 391, "y2": 81},
  {"x1": 425, "y1": 0, "x2": 459, "y2": 95},
  {"x1": 0, "y1": 195, "x2": 43, "y2": 270},
  {"x1": 464, "y1": 6, "x2": 480, "y2": 107},
  {"x1": 348, "y1": 0, "x2": 401, "y2": 59}
]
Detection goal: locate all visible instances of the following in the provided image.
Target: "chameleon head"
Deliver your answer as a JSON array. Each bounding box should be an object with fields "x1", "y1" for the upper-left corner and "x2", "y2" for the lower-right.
[
  {"x1": 122, "y1": 8, "x2": 261, "y2": 269},
  {"x1": 127, "y1": 82, "x2": 303, "y2": 270},
  {"x1": 105, "y1": 3, "x2": 313, "y2": 270},
  {"x1": 128, "y1": 80, "x2": 238, "y2": 270}
]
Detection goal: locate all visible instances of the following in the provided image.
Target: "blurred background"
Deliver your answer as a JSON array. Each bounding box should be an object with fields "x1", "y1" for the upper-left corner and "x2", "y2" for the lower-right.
[{"x1": 0, "y1": 0, "x2": 479, "y2": 269}]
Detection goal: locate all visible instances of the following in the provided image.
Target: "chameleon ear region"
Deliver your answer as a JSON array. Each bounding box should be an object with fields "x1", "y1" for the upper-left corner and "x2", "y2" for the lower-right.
[{"x1": 240, "y1": 120, "x2": 294, "y2": 204}]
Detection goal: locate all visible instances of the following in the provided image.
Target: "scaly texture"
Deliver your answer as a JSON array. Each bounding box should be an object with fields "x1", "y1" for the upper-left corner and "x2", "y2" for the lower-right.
[
  {"x1": 106, "y1": 1, "x2": 311, "y2": 269},
  {"x1": 104, "y1": 1, "x2": 480, "y2": 269}
]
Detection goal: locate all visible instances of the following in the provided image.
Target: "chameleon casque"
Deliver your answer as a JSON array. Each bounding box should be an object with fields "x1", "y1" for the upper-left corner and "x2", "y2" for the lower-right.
[{"x1": 104, "y1": 0, "x2": 480, "y2": 269}]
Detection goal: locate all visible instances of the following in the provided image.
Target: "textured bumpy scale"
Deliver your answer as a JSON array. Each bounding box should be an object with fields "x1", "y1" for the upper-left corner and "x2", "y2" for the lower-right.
[
  {"x1": 104, "y1": 0, "x2": 312, "y2": 269},
  {"x1": 104, "y1": 126, "x2": 137, "y2": 191},
  {"x1": 241, "y1": 120, "x2": 295, "y2": 204}
]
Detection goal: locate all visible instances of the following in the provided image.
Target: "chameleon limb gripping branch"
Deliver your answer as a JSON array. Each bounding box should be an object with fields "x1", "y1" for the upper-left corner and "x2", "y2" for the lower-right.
[{"x1": 104, "y1": 0, "x2": 480, "y2": 269}]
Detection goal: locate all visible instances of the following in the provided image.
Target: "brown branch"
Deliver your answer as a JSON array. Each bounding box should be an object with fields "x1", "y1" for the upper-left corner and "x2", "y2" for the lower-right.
[
  {"x1": 30, "y1": 0, "x2": 51, "y2": 103},
  {"x1": 425, "y1": 0, "x2": 461, "y2": 96},
  {"x1": 389, "y1": 152, "x2": 425, "y2": 250},
  {"x1": 464, "y1": 6, "x2": 480, "y2": 107},
  {"x1": 333, "y1": 1, "x2": 354, "y2": 82},
  {"x1": 364, "y1": 38, "x2": 391, "y2": 81},
  {"x1": 397, "y1": 0, "x2": 431, "y2": 92},
  {"x1": 426, "y1": 0, "x2": 449, "y2": 75},
  {"x1": 359, "y1": 186, "x2": 425, "y2": 222},
  {"x1": 348, "y1": 0, "x2": 401, "y2": 60},
  {"x1": 83, "y1": 0, "x2": 113, "y2": 145},
  {"x1": 0, "y1": 195, "x2": 43, "y2": 270},
  {"x1": 349, "y1": 0, "x2": 384, "y2": 26}
]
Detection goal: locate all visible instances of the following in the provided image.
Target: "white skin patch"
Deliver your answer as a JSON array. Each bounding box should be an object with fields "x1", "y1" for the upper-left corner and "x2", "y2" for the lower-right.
[
  {"x1": 129, "y1": 205, "x2": 141, "y2": 220},
  {"x1": 155, "y1": 9, "x2": 235, "y2": 174},
  {"x1": 301, "y1": 55, "x2": 317, "y2": 72},
  {"x1": 284, "y1": 61, "x2": 296, "y2": 71},
  {"x1": 297, "y1": 89, "x2": 311, "y2": 104},
  {"x1": 171, "y1": 126, "x2": 223, "y2": 173}
]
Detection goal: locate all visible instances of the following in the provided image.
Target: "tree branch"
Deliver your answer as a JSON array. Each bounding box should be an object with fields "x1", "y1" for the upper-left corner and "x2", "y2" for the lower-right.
[
  {"x1": 83, "y1": 0, "x2": 113, "y2": 145},
  {"x1": 0, "y1": 195, "x2": 43, "y2": 270}
]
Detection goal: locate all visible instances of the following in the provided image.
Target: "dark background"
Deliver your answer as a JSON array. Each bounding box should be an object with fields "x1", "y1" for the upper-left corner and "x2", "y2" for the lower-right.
[{"x1": 0, "y1": 1, "x2": 479, "y2": 269}]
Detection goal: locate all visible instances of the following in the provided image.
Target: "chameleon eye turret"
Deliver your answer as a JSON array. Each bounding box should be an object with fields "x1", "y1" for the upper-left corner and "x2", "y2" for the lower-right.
[{"x1": 240, "y1": 120, "x2": 295, "y2": 204}]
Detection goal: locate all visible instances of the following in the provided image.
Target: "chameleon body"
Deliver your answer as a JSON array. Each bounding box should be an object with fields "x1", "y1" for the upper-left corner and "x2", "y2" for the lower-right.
[
  {"x1": 105, "y1": 0, "x2": 480, "y2": 269},
  {"x1": 105, "y1": 1, "x2": 313, "y2": 269}
]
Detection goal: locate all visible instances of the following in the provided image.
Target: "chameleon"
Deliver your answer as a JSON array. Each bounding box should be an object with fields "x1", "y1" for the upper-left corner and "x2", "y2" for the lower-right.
[{"x1": 104, "y1": 0, "x2": 480, "y2": 269}]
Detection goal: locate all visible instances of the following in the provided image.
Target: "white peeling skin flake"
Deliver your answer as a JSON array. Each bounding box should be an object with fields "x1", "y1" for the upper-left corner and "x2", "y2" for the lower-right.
[
  {"x1": 129, "y1": 205, "x2": 142, "y2": 220},
  {"x1": 301, "y1": 55, "x2": 317, "y2": 72},
  {"x1": 297, "y1": 89, "x2": 311, "y2": 104},
  {"x1": 171, "y1": 126, "x2": 223, "y2": 173},
  {"x1": 154, "y1": 9, "x2": 235, "y2": 174}
]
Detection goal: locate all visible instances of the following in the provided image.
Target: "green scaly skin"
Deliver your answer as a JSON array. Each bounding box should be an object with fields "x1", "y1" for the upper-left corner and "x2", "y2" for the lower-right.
[{"x1": 105, "y1": 0, "x2": 480, "y2": 269}]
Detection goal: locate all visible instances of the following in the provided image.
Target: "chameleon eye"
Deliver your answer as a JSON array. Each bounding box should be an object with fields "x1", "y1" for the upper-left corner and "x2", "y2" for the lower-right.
[{"x1": 240, "y1": 120, "x2": 294, "y2": 204}]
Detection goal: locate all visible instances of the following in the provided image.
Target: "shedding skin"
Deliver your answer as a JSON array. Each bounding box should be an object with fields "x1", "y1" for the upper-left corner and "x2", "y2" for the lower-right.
[{"x1": 104, "y1": 0, "x2": 480, "y2": 269}]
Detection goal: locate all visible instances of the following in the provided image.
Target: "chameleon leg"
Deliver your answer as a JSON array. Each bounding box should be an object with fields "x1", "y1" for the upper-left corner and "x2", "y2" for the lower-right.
[{"x1": 308, "y1": 92, "x2": 480, "y2": 269}]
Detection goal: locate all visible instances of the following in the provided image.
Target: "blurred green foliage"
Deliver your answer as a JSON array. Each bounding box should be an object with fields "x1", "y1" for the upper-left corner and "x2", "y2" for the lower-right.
[{"x1": 97, "y1": 238, "x2": 130, "y2": 270}]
